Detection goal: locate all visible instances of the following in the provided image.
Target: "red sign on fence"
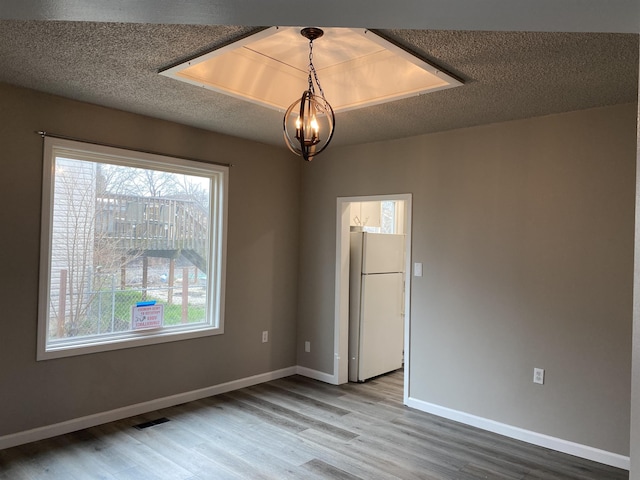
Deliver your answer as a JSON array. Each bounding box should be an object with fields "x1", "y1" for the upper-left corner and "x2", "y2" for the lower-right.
[{"x1": 131, "y1": 304, "x2": 164, "y2": 330}]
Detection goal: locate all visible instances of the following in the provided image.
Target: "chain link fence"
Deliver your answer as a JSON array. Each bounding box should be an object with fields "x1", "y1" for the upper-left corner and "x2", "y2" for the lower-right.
[{"x1": 50, "y1": 263, "x2": 207, "y2": 340}]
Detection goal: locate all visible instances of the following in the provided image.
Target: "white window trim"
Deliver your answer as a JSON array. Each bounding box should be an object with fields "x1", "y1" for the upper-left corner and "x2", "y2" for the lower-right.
[{"x1": 37, "y1": 137, "x2": 228, "y2": 360}]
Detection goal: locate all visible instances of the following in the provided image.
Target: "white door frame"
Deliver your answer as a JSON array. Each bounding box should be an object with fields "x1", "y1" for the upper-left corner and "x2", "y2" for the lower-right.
[{"x1": 333, "y1": 193, "x2": 413, "y2": 400}]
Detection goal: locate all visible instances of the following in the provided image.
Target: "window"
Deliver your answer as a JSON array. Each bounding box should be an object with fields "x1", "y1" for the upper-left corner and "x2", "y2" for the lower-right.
[
  {"x1": 352, "y1": 200, "x2": 401, "y2": 234},
  {"x1": 362, "y1": 200, "x2": 399, "y2": 234},
  {"x1": 37, "y1": 138, "x2": 228, "y2": 359}
]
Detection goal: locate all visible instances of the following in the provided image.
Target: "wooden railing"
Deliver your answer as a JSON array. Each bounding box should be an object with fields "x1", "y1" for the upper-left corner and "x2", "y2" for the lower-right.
[{"x1": 95, "y1": 194, "x2": 208, "y2": 260}]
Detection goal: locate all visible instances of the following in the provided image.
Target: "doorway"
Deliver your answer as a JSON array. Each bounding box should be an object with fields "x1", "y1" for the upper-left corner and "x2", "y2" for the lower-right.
[{"x1": 333, "y1": 194, "x2": 412, "y2": 402}]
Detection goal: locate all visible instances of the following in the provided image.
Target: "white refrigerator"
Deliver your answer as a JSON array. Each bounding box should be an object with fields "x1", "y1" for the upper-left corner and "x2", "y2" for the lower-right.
[{"x1": 349, "y1": 232, "x2": 405, "y2": 382}]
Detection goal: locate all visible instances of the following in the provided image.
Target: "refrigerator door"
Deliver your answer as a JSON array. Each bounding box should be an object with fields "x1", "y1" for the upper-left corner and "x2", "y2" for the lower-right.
[
  {"x1": 358, "y1": 272, "x2": 404, "y2": 381},
  {"x1": 361, "y1": 233, "x2": 405, "y2": 274}
]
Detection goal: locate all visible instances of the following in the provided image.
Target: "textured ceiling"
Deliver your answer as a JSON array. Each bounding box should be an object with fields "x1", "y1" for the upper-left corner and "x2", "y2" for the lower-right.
[{"x1": 0, "y1": 20, "x2": 637, "y2": 148}]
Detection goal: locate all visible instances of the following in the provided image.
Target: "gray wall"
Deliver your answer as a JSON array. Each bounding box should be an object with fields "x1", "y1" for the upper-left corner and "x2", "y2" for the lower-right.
[
  {"x1": 297, "y1": 103, "x2": 636, "y2": 455},
  {"x1": 630, "y1": 49, "x2": 640, "y2": 478},
  {"x1": 0, "y1": 82, "x2": 300, "y2": 437}
]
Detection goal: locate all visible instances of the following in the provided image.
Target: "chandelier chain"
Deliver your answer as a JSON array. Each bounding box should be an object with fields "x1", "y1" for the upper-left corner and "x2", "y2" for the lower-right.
[{"x1": 307, "y1": 40, "x2": 327, "y2": 103}]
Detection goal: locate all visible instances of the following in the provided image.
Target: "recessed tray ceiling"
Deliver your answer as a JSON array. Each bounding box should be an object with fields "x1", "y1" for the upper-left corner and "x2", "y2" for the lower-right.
[{"x1": 160, "y1": 26, "x2": 463, "y2": 113}]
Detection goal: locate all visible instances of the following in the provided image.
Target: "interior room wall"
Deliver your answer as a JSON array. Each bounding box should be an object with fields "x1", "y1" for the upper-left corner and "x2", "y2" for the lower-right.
[
  {"x1": 349, "y1": 201, "x2": 381, "y2": 228},
  {"x1": 630, "y1": 43, "x2": 640, "y2": 479},
  {"x1": 0, "y1": 82, "x2": 300, "y2": 438},
  {"x1": 296, "y1": 103, "x2": 636, "y2": 455}
]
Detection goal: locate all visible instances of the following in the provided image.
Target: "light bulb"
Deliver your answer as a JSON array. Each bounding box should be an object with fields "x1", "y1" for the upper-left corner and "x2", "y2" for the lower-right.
[
  {"x1": 295, "y1": 116, "x2": 302, "y2": 140},
  {"x1": 310, "y1": 116, "x2": 319, "y2": 143}
]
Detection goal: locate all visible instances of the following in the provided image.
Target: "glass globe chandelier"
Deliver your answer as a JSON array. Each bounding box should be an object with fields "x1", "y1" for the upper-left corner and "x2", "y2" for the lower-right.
[{"x1": 283, "y1": 27, "x2": 335, "y2": 162}]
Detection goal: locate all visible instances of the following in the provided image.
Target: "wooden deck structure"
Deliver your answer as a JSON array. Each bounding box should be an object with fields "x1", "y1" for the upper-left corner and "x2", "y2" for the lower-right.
[{"x1": 95, "y1": 193, "x2": 209, "y2": 273}]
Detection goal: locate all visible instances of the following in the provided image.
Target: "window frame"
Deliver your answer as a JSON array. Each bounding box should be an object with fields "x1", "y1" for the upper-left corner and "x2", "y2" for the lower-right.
[{"x1": 37, "y1": 137, "x2": 228, "y2": 360}]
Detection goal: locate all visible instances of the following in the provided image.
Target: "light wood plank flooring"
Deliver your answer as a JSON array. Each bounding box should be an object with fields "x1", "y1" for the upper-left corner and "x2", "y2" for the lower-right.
[{"x1": 0, "y1": 370, "x2": 629, "y2": 479}]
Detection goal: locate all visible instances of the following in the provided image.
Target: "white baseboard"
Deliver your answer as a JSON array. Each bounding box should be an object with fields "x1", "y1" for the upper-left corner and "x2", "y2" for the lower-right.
[
  {"x1": 0, "y1": 366, "x2": 297, "y2": 451},
  {"x1": 4, "y1": 368, "x2": 626, "y2": 472},
  {"x1": 296, "y1": 365, "x2": 337, "y2": 384},
  {"x1": 405, "y1": 396, "x2": 630, "y2": 471}
]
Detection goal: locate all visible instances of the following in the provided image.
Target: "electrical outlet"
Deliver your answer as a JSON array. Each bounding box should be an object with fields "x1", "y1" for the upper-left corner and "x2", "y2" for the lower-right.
[
  {"x1": 305, "y1": 341, "x2": 311, "y2": 353},
  {"x1": 262, "y1": 331, "x2": 268, "y2": 343},
  {"x1": 533, "y1": 368, "x2": 544, "y2": 385}
]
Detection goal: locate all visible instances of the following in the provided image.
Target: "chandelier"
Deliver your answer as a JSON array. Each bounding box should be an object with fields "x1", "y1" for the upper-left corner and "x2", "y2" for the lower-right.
[{"x1": 283, "y1": 27, "x2": 335, "y2": 162}]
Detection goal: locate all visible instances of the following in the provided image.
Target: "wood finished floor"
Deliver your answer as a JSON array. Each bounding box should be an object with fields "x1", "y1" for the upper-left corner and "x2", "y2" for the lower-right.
[{"x1": 0, "y1": 370, "x2": 629, "y2": 480}]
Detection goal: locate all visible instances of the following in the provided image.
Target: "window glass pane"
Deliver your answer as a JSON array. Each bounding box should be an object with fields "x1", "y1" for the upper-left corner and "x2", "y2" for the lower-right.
[
  {"x1": 380, "y1": 201, "x2": 397, "y2": 234},
  {"x1": 39, "y1": 139, "x2": 227, "y2": 358}
]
